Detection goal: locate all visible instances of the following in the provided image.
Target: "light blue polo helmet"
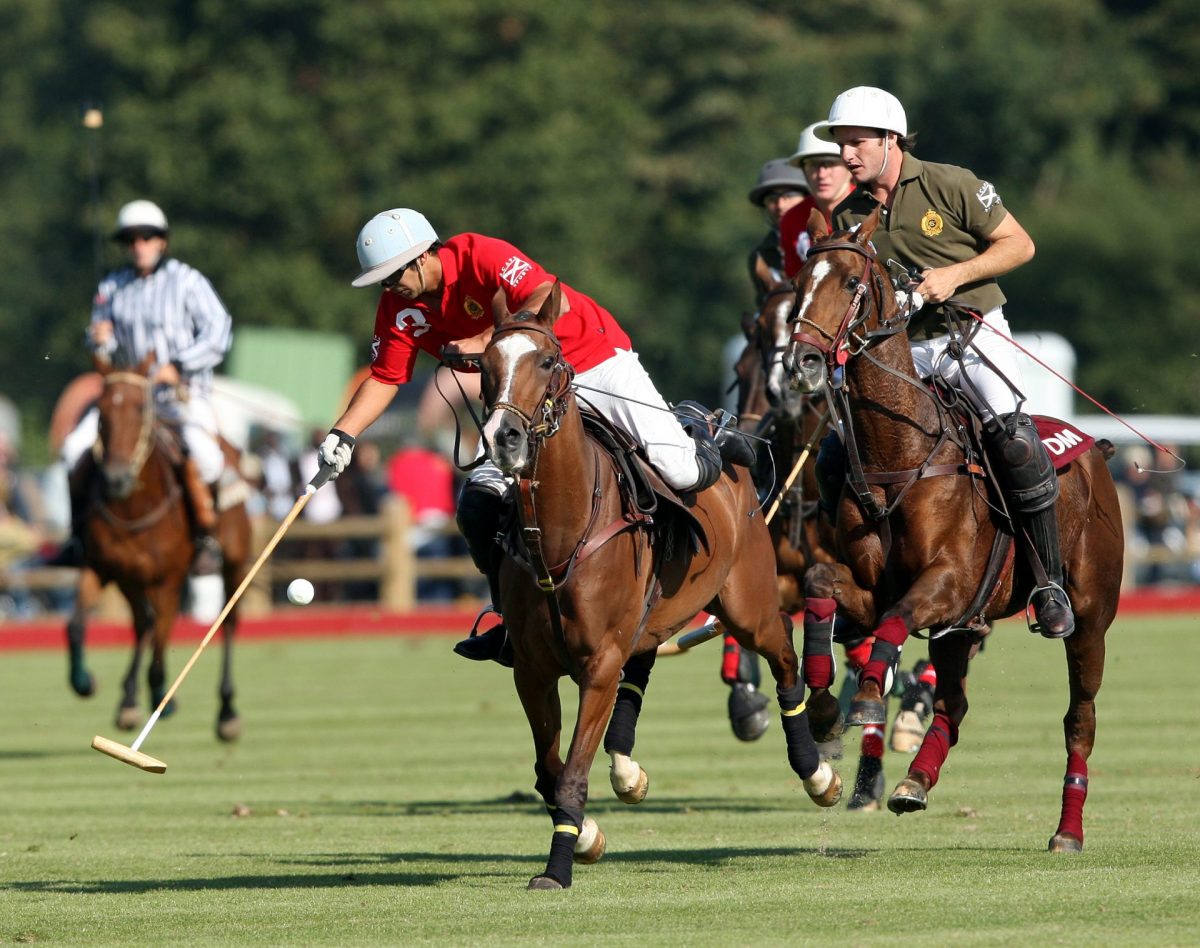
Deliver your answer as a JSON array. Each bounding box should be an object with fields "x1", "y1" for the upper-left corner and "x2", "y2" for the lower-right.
[{"x1": 351, "y1": 208, "x2": 439, "y2": 287}]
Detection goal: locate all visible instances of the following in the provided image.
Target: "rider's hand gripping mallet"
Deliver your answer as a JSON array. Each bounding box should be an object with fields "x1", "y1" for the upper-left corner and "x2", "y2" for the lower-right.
[
  {"x1": 656, "y1": 417, "x2": 829, "y2": 656},
  {"x1": 91, "y1": 471, "x2": 332, "y2": 773}
]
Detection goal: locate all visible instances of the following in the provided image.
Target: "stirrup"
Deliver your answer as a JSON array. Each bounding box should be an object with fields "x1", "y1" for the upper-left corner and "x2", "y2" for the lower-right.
[{"x1": 1026, "y1": 582, "x2": 1074, "y2": 639}]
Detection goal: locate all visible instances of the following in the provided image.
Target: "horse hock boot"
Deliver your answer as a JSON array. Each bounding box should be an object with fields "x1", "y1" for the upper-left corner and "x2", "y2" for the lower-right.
[
  {"x1": 986, "y1": 413, "x2": 1074, "y2": 638},
  {"x1": 454, "y1": 486, "x2": 513, "y2": 666}
]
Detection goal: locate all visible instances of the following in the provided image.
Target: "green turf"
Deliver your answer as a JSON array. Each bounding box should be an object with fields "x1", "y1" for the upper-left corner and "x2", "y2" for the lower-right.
[{"x1": 1, "y1": 615, "x2": 1197, "y2": 945}]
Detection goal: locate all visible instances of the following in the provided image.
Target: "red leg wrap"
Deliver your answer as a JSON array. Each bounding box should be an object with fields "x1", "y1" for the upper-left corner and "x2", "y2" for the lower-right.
[
  {"x1": 802, "y1": 597, "x2": 838, "y2": 690},
  {"x1": 845, "y1": 637, "x2": 873, "y2": 672},
  {"x1": 1055, "y1": 750, "x2": 1089, "y2": 842},
  {"x1": 918, "y1": 663, "x2": 937, "y2": 688},
  {"x1": 861, "y1": 615, "x2": 909, "y2": 691},
  {"x1": 911, "y1": 712, "x2": 957, "y2": 788},
  {"x1": 720, "y1": 634, "x2": 741, "y2": 684},
  {"x1": 861, "y1": 723, "x2": 884, "y2": 759}
]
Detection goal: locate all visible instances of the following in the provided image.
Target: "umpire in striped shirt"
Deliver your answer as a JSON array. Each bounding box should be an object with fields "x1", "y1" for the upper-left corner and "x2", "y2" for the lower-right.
[{"x1": 56, "y1": 199, "x2": 233, "y2": 573}]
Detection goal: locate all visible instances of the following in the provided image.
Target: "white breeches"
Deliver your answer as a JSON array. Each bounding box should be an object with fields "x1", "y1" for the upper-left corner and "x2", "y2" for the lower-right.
[
  {"x1": 61, "y1": 393, "x2": 225, "y2": 483},
  {"x1": 466, "y1": 348, "x2": 700, "y2": 496},
  {"x1": 909, "y1": 307, "x2": 1024, "y2": 422}
]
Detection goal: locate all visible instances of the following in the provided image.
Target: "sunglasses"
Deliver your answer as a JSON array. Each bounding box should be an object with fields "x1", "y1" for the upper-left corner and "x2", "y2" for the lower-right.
[
  {"x1": 380, "y1": 260, "x2": 415, "y2": 290},
  {"x1": 118, "y1": 229, "x2": 164, "y2": 245}
]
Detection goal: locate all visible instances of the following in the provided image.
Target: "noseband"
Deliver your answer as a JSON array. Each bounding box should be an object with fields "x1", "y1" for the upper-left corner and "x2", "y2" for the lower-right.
[{"x1": 488, "y1": 320, "x2": 576, "y2": 445}]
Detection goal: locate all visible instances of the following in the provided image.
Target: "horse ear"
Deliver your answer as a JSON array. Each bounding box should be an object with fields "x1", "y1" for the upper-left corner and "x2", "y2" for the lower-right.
[
  {"x1": 137, "y1": 354, "x2": 155, "y2": 377},
  {"x1": 536, "y1": 281, "x2": 562, "y2": 327},
  {"x1": 856, "y1": 205, "x2": 882, "y2": 245},
  {"x1": 807, "y1": 208, "x2": 829, "y2": 242}
]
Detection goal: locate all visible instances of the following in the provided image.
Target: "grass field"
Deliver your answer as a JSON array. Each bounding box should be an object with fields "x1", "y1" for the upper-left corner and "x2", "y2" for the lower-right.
[{"x1": 2, "y1": 614, "x2": 1198, "y2": 946}]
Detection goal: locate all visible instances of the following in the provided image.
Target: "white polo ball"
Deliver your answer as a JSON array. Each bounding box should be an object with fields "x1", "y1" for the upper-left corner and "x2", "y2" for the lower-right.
[{"x1": 286, "y1": 578, "x2": 314, "y2": 606}]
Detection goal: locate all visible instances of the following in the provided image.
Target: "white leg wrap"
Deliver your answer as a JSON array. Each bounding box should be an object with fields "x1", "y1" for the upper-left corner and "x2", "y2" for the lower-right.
[
  {"x1": 803, "y1": 760, "x2": 834, "y2": 797},
  {"x1": 609, "y1": 752, "x2": 642, "y2": 795}
]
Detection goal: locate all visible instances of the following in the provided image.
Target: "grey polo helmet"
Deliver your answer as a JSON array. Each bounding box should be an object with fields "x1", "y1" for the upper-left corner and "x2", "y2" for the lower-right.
[
  {"x1": 748, "y1": 159, "x2": 811, "y2": 205},
  {"x1": 352, "y1": 209, "x2": 439, "y2": 287}
]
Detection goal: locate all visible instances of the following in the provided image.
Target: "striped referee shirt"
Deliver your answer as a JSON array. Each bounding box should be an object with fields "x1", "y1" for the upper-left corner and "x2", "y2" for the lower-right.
[{"x1": 90, "y1": 257, "x2": 233, "y2": 396}]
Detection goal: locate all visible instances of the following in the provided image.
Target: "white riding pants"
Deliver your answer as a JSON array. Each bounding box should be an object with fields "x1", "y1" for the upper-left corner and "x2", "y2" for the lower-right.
[
  {"x1": 909, "y1": 307, "x2": 1024, "y2": 423},
  {"x1": 60, "y1": 390, "x2": 225, "y2": 483},
  {"x1": 466, "y1": 348, "x2": 701, "y2": 497}
]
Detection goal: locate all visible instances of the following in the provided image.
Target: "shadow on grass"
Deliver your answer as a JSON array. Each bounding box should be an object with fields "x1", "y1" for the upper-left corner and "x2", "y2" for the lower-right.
[
  {"x1": 308, "y1": 794, "x2": 817, "y2": 818},
  {"x1": 0, "y1": 845, "x2": 874, "y2": 894}
]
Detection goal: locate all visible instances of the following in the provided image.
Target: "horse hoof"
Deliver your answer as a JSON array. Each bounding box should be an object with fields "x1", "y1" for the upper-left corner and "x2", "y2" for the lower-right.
[
  {"x1": 615, "y1": 768, "x2": 648, "y2": 805},
  {"x1": 573, "y1": 817, "x2": 606, "y2": 865},
  {"x1": 806, "y1": 688, "x2": 845, "y2": 742},
  {"x1": 1048, "y1": 833, "x2": 1084, "y2": 854},
  {"x1": 846, "y1": 697, "x2": 886, "y2": 727},
  {"x1": 216, "y1": 715, "x2": 243, "y2": 742},
  {"x1": 889, "y1": 710, "x2": 926, "y2": 753},
  {"x1": 70, "y1": 671, "x2": 96, "y2": 698},
  {"x1": 803, "y1": 762, "x2": 843, "y2": 808},
  {"x1": 887, "y1": 777, "x2": 928, "y2": 814},
  {"x1": 527, "y1": 875, "x2": 565, "y2": 891},
  {"x1": 116, "y1": 706, "x2": 141, "y2": 731}
]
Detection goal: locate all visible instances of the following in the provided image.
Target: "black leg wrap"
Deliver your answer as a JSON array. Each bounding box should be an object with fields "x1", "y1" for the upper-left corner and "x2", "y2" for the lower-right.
[
  {"x1": 542, "y1": 806, "x2": 583, "y2": 887},
  {"x1": 777, "y1": 681, "x2": 819, "y2": 779},
  {"x1": 604, "y1": 651, "x2": 654, "y2": 755}
]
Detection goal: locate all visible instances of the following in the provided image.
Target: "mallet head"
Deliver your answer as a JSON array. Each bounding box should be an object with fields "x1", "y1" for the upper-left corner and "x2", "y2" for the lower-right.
[{"x1": 91, "y1": 735, "x2": 167, "y2": 774}]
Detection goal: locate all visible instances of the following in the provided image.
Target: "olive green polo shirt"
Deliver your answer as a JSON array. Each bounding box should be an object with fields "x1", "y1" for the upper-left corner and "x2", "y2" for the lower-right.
[{"x1": 832, "y1": 153, "x2": 1009, "y2": 339}]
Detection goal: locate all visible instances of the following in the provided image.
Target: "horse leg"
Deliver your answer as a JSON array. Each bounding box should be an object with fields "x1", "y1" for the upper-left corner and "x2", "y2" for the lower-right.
[
  {"x1": 1049, "y1": 619, "x2": 1106, "y2": 853},
  {"x1": 66, "y1": 567, "x2": 102, "y2": 697},
  {"x1": 887, "y1": 630, "x2": 976, "y2": 814},
  {"x1": 802, "y1": 563, "x2": 877, "y2": 738},
  {"x1": 528, "y1": 645, "x2": 623, "y2": 890},
  {"x1": 604, "y1": 649, "x2": 654, "y2": 804},
  {"x1": 115, "y1": 590, "x2": 152, "y2": 730},
  {"x1": 142, "y1": 587, "x2": 179, "y2": 719},
  {"x1": 716, "y1": 602, "x2": 842, "y2": 807},
  {"x1": 216, "y1": 556, "x2": 243, "y2": 741}
]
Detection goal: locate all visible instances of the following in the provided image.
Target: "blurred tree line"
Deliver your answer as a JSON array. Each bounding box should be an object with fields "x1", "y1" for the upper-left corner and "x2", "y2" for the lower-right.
[{"x1": 2, "y1": 0, "x2": 1198, "y2": 461}]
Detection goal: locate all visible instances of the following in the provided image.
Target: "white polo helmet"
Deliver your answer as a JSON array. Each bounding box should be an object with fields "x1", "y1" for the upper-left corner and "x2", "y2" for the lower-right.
[
  {"x1": 787, "y1": 122, "x2": 843, "y2": 167},
  {"x1": 351, "y1": 208, "x2": 439, "y2": 287},
  {"x1": 813, "y1": 86, "x2": 907, "y2": 141},
  {"x1": 112, "y1": 200, "x2": 169, "y2": 238}
]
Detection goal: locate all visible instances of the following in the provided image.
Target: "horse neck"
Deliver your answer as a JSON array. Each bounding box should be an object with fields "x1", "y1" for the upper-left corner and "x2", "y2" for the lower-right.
[
  {"x1": 524, "y1": 398, "x2": 608, "y2": 553},
  {"x1": 843, "y1": 332, "x2": 944, "y2": 467}
]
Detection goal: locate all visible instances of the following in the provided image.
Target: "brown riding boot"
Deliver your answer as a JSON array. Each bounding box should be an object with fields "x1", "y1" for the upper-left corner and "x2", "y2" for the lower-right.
[{"x1": 182, "y1": 459, "x2": 222, "y2": 575}]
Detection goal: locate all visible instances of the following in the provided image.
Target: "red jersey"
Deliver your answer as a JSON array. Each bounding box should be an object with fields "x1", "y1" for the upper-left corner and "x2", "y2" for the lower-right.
[
  {"x1": 779, "y1": 197, "x2": 831, "y2": 279},
  {"x1": 369, "y1": 233, "x2": 631, "y2": 385}
]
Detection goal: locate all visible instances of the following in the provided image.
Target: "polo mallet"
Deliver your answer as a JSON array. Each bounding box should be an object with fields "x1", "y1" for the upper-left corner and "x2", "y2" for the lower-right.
[
  {"x1": 91, "y1": 470, "x2": 332, "y2": 773},
  {"x1": 656, "y1": 417, "x2": 829, "y2": 657}
]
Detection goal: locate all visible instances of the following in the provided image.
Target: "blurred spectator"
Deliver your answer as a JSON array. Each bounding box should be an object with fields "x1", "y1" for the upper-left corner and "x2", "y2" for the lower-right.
[
  {"x1": 257, "y1": 428, "x2": 297, "y2": 521},
  {"x1": 336, "y1": 439, "x2": 387, "y2": 600},
  {"x1": 387, "y1": 435, "x2": 467, "y2": 601},
  {"x1": 296, "y1": 427, "x2": 345, "y2": 601}
]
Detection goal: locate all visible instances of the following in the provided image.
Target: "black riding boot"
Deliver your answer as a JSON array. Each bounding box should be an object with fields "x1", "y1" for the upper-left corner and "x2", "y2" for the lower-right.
[
  {"x1": 985, "y1": 412, "x2": 1074, "y2": 638},
  {"x1": 43, "y1": 455, "x2": 93, "y2": 567},
  {"x1": 453, "y1": 485, "x2": 513, "y2": 666},
  {"x1": 676, "y1": 401, "x2": 757, "y2": 493}
]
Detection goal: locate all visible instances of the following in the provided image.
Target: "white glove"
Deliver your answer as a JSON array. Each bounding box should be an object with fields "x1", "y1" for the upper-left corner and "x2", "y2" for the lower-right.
[{"x1": 317, "y1": 428, "x2": 356, "y2": 481}]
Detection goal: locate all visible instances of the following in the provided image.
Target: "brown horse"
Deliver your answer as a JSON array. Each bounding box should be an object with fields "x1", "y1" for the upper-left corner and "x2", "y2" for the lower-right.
[
  {"x1": 479, "y1": 286, "x2": 841, "y2": 890},
  {"x1": 784, "y1": 209, "x2": 1123, "y2": 851},
  {"x1": 69, "y1": 357, "x2": 250, "y2": 740}
]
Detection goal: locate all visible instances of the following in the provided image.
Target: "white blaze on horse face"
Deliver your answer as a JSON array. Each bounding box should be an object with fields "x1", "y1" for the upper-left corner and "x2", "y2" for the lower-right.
[
  {"x1": 786, "y1": 259, "x2": 833, "y2": 392},
  {"x1": 482, "y1": 332, "x2": 540, "y2": 467},
  {"x1": 766, "y1": 296, "x2": 794, "y2": 403},
  {"x1": 795, "y1": 259, "x2": 832, "y2": 327}
]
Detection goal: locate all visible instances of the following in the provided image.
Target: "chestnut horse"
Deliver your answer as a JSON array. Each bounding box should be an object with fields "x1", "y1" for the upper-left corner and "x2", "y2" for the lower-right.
[
  {"x1": 69, "y1": 357, "x2": 250, "y2": 740},
  {"x1": 784, "y1": 210, "x2": 1123, "y2": 851},
  {"x1": 479, "y1": 286, "x2": 841, "y2": 890}
]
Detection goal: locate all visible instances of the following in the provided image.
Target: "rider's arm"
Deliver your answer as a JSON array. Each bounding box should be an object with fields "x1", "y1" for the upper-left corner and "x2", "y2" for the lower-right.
[
  {"x1": 918, "y1": 212, "x2": 1035, "y2": 304},
  {"x1": 330, "y1": 376, "x2": 400, "y2": 439}
]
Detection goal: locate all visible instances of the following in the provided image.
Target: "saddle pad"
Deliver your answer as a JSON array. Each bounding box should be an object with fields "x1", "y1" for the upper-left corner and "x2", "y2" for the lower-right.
[{"x1": 1034, "y1": 416, "x2": 1094, "y2": 469}]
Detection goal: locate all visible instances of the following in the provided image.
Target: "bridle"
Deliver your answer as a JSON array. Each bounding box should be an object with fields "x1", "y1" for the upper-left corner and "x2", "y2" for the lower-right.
[
  {"x1": 487, "y1": 319, "x2": 576, "y2": 448},
  {"x1": 789, "y1": 239, "x2": 883, "y2": 368},
  {"x1": 94, "y1": 371, "x2": 157, "y2": 479}
]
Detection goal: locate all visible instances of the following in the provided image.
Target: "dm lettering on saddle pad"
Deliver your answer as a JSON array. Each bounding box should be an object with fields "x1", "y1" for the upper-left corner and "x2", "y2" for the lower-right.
[{"x1": 1034, "y1": 416, "x2": 1095, "y2": 468}]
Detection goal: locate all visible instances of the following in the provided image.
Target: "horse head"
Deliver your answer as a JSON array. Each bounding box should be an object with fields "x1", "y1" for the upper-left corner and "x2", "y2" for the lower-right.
[
  {"x1": 480, "y1": 282, "x2": 575, "y2": 476},
  {"x1": 753, "y1": 282, "x2": 814, "y2": 420},
  {"x1": 95, "y1": 354, "x2": 156, "y2": 500},
  {"x1": 784, "y1": 206, "x2": 898, "y2": 394}
]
